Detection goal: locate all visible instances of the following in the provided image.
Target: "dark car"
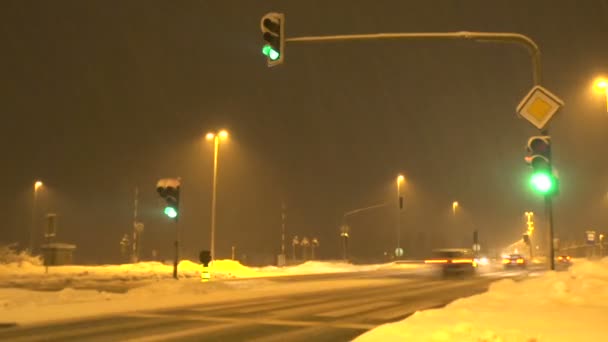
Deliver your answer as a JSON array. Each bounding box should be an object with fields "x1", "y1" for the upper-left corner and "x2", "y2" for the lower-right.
[
  {"x1": 426, "y1": 248, "x2": 477, "y2": 277},
  {"x1": 502, "y1": 254, "x2": 526, "y2": 269}
]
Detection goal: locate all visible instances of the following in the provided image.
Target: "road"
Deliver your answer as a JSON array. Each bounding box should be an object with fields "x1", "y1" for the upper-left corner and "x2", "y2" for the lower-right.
[{"x1": 0, "y1": 267, "x2": 530, "y2": 342}]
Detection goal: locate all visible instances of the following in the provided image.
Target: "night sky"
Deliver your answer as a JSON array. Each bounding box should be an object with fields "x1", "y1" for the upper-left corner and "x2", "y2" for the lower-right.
[{"x1": 2, "y1": 1, "x2": 608, "y2": 265}]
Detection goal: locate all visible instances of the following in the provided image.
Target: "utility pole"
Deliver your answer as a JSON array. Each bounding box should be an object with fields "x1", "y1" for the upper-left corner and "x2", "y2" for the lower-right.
[
  {"x1": 44, "y1": 213, "x2": 57, "y2": 274},
  {"x1": 278, "y1": 201, "x2": 287, "y2": 266},
  {"x1": 132, "y1": 187, "x2": 139, "y2": 263}
]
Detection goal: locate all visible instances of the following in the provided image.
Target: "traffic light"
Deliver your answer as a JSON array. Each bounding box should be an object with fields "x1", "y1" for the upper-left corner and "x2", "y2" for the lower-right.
[
  {"x1": 523, "y1": 234, "x2": 530, "y2": 245},
  {"x1": 156, "y1": 178, "x2": 181, "y2": 220},
  {"x1": 260, "y1": 12, "x2": 285, "y2": 67},
  {"x1": 525, "y1": 136, "x2": 556, "y2": 195}
]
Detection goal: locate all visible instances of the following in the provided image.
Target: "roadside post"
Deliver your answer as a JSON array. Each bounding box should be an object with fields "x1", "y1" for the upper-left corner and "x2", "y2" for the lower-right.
[{"x1": 200, "y1": 250, "x2": 212, "y2": 282}]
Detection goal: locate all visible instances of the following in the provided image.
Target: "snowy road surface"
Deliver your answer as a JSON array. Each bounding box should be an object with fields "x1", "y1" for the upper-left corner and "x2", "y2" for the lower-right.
[{"x1": 0, "y1": 268, "x2": 516, "y2": 342}]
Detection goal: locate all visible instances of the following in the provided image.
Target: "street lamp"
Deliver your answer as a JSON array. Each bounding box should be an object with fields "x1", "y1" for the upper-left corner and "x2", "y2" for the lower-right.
[
  {"x1": 30, "y1": 180, "x2": 44, "y2": 252},
  {"x1": 396, "y1": 174, "x2": 405, "y2": 257},
  {"x1": 593, "y1": 76, "x2": 608, "y2": 112},
  {"x1": 205, "y1": 129, "x2": 229, "y2": 260},
  {"x1": 452, "y1": 201, "x2": 459, "y2": 215}
]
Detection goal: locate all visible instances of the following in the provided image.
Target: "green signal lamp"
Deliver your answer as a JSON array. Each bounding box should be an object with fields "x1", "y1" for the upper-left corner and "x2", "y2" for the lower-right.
[
  {"x1": 164, "y1": 206, "x2": 178, "y2": 218},
  {"x1": 530, "y1": 172, "x2": 554, "y2": 194},
  {"x1": 262, "y1": 44, "x2": 280, "y2": 60}
]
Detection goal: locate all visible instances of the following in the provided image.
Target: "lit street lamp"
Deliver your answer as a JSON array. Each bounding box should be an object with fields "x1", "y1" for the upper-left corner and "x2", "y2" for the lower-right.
[
  {"x1": 30, "y1": 180, "x2": 44, "y2": 252},
  {"x1": 593, "y1": 76, "x2": 608, "y2": 112},
  {"x1": 205, "y1": 129, "x2": 229, "y2": 260},
  {"x1": 452, "y1": 201, "x2": 459, "y2": 216}
]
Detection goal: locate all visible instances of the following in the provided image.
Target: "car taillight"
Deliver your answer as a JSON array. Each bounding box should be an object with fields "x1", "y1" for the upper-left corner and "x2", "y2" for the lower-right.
[
  {"x1": 557, "y1": 256, "x2": 563, "y2": 261},
  {"x1": 516, "y1": 258, "x2": 524, "y2": 264},
  {"x1": 502, "y1": 258, "x2": 510, "y2": 264},
  {"x1": 451, "y1": 259, "x2": 473, "y2": 263}
]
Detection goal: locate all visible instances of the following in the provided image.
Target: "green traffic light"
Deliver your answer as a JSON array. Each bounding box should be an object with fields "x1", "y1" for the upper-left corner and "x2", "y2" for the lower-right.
[
  {"x1": 531, "y1": 172, "x2": 554, "y2": 194},
  {"x1": 164, "y1": 207, "x2": 178, "y2": 218},
  {"x1": 269, "y1": 49, "x2": 280, "y2": 60},
  {"x1": 262, "y1": 44, "x2": 280, "y2": 60}
]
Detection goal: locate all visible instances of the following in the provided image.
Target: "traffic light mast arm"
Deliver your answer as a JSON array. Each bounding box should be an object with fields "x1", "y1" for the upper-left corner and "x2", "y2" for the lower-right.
[
  {"x1": 285, "y1": 31, "x2": 541, "y2": 86},
  {"x1": 343, "y1": 202, "x2": 388, "y2": 221}
]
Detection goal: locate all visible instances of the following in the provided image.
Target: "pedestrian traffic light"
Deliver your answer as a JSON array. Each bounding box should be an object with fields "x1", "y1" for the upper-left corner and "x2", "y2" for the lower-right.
[
  {"x1": 525, "y1": 136, "x2": 556, "y2": 195},
  {"x1": 156, "y1": 178, "x2": 181, "y2": 220},
  {"x1": 260, "y1": 12, "x2": 285, "y2": 67}
]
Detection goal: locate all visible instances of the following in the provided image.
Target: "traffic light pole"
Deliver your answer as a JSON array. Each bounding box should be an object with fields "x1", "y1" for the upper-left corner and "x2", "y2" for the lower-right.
[
  {"x1": 173, "y1": 216, "x2": 179, "y2": 279},
  {"x1": 543, "y1": 126, "x2": 556, "y2": 271},
  {"x1": 285, "y1": 31, "x2": 541, "y2": 85},
  {"x1": 282, "y1": 29, "x2": 556, "y2": 270},
  {"x1": 545, "y1": 195, "x2": 555, "y2": 270}
]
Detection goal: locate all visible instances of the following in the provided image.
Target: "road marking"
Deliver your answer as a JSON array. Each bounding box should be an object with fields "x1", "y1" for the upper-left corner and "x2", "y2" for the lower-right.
[
  {"x1": 122, "y1": 322, "x2": 239, "y2": 342},
  {"x1": 185, "y1": 298, "x2": 285, "y2": 313},
  {"x1": 316, "y1": 301, "x2": 397, "y2": 318},
  {"x1": 124, "y1": 312, "x2": 375, "y2": 330},
  {"x1": 363, "y1": 300, "x2": 445, "y2": 320},
  {"x1": 268, "y1": 279, "x2": 475, "y2": 317},
  {"x1": 3, "y1": 317, "x2": 178, "y2": 342},
  {"x1": 236, "y1": 297, "x2": 329, "y2": 314}
]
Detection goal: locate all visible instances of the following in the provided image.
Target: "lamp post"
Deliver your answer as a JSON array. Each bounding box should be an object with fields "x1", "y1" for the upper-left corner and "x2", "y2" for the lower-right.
[
  {"x1": 593, "y1": 77, "x2": 608, "y2": 112},
  {"x1": 205, "y1": 129, "x2": 229, "y2": 260},
  {"x1": 452, "y1": 201, "x2": 459, "y2": 216},
  {"x1": 396, "y1": 175, "x2": 405, "y2": 257},
  {"x1": 30, "y1": 181, "x2": 43, "y2": 252}
]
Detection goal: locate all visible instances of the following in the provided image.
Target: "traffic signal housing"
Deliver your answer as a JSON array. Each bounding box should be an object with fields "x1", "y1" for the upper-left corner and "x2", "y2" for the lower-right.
[
  {"x1": 156, "y1": 178, "x2": 181, "y2": 220},
  {"x1": 525, "y1": 136, "x2": 557, "y2": 195},
  {"x1": 260, "y1": 12, "x2": 285, "y2": 67}
]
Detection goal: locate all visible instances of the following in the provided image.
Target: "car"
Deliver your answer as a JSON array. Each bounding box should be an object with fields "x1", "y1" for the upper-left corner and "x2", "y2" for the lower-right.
[
  {"x1": 557, "y1": 255, "x2": 572, "y2": 265},
  {"x1": 502, "y1": 254, "x2": 526, "y2": 269},
  {"x1": 474, "y1": 255, "x2": 490, "y2": 267},
  {"x1": 426, "y1": 248, "x2": 477, "y2": 277}
]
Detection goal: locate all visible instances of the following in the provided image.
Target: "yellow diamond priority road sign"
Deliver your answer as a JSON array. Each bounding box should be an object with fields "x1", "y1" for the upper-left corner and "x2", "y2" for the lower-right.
[{"x1": 516, "y1": 85, "x2": 564, "y2": 130}]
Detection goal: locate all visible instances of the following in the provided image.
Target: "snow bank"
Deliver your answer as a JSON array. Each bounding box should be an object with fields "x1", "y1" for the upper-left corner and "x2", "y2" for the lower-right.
[
  {"x1": 0, "y1": 259, "x2": 420, "y2": 291},
  {"x1": 0, "y1": 258, "x2": 423, "y2": 325},
  {"x1": 0, "y1": 244, "x2": 41, "y2": 266},
  {"x1": 356, "y1": 258, "x2": 608, "y2": 342},
  {"x1": 0, "y1": 273, "x2": 401, "y2": 326}
]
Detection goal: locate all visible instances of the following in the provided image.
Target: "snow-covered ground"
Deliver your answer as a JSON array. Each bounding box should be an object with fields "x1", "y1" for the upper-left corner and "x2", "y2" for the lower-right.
[
  {"x1": 0, "y1": 258, "x2": 420, "y2": 326},
  {"x1": 0, "y1": 259, "x2": 418, "y2": 290},
  {"x1": 356, "y1": 258, "x2": 608, "y2": 342}
]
